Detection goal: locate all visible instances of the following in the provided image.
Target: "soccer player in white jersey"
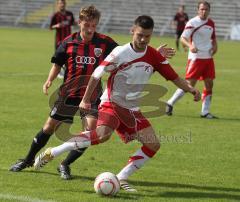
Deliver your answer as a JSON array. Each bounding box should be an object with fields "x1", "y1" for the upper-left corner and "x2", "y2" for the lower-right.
[
  {"x1": 34, "y1": 15, "x2": 200, "y2": 192},
  {"x1": 166, "y1": 1, "x2": 218, "y2": 119}
]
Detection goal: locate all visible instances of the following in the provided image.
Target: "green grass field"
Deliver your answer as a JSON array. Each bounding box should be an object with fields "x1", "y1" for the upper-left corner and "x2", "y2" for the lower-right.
[{"x1": 0, "y1": 27, "x2": 239, "y2": 202}]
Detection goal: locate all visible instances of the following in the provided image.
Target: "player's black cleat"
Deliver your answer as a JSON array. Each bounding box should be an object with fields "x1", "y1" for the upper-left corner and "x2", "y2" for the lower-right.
[
  {"x1": 166, "y1": 104, "x2": 173, "y2": 116},
  {"x1": 57, "y1": 164, "x2": 72, "y2": 180},
  {"x1": 201, "y1": 113, "x2": 218, "y2": 119},
  {"x1": 9, "y1": 159, "x2": 34, "y2": 172}
]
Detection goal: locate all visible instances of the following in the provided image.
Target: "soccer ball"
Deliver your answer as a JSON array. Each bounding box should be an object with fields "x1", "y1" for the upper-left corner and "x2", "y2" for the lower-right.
[{"x1": 94, "y1": 172, "x2": 120, "y2": 196}]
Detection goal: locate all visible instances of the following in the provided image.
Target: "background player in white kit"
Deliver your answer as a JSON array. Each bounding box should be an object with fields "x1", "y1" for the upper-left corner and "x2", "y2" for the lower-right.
[
  {"x1": 166, "y1": 0, "x2": 218, "y2": 118},
  {"x1": 34, "y1": 15, "x2": 200, "y2": 192}
]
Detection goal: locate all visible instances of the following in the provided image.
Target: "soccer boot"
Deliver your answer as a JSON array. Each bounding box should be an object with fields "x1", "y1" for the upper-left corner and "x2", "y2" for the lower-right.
[
  {"x1": 57, "y1": 164, "x2": 72, "y2": 180},
  {"x1": 201, "y1": 113, "x2": 218, "y2": 119},
  {"x1": 119, "y1": 180, "x2": 137, "y2": 192},
  {"x1": 9, "y1": 159, "x2": 34, "y2": 172},
  {"x1": 166, "y1": 104, "x2": 173, "y2": 116},
  {"x1": 34, "y1": 148, "x2": 53, "y2": 170}
]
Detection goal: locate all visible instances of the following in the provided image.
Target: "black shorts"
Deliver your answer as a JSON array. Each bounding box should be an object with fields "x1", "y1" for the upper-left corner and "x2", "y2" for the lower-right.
[
  {"x1": 176, "y1": 30, "x2": 183, "y2": 39},
  {"x1": 49, "y1": 96, "x2": 100, "y2": 123}
]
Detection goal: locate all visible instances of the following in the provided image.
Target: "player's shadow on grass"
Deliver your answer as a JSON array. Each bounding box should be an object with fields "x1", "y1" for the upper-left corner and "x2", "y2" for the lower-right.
[
  {"x1": 130, "y1": 180, "x2": 240, "y2": 200},
  {"x1": 160, "y1": 191, "x2": 240, "y2": 201},
  {"x1": 172, "y1": 114, "x2": 240, "y2": 122},
  {"x1": 131, "y1": 180, "x2": 240, "y2": 193}
]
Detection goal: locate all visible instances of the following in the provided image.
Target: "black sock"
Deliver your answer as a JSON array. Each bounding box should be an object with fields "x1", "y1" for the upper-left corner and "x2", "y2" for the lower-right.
[
  {"x1": 61, "y1": 148, "x2": 87, "y2": 166},
  {"x1": 24, "y1": 129, "x2": 51, "y2": 163}
]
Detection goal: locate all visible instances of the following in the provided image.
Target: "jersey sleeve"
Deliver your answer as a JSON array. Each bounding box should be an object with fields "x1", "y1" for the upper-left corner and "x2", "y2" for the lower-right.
[
  {"x1": 70, "y1": 12, "x2": 75, "y2": 25},
  {"x1": 153, "y1": 51, "x2": 179, "y2": 81},
  {"x1": 51, "y1": 40, "x2": 68, "y2": 67},
  {"x1": 181, "y1": 21, "x2": 193, "y2": 39},
  {"x1": 100, "y1": 46, "x2": 121, "y2": 72},
  {"x1": 103, "y1": 39, "x2": 119, "y2": 58},
  {"x1": 49, "y1": 14, "x2": 56, "y2": 29}
]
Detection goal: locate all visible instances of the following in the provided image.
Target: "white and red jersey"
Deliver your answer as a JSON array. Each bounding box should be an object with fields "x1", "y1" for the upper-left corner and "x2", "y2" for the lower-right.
[
  {"x1": 182, "y1": 16, "x2": 216, "y2": 59},
  {"x1": 93, "y1": 43, "x2": 178, "y2": 110}
]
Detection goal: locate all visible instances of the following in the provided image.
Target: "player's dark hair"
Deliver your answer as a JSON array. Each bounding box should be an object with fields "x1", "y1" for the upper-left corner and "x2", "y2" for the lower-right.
[
  {"x1": 134, "y1": 15, "x2": 154, "y2": 29},
  {"x1": 198, "y1": 1, "x2": 210, "y2": 10}
]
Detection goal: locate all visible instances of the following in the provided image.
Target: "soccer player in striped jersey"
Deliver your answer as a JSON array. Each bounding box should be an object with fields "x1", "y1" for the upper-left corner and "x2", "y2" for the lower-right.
[
  {"x1": 34, "y1": 15, "x2": 200, "y2": 191},
  {"x1": 167, "y1": 1, "x2": 218, "y2": 118},
  {"x1": 9, "y1": 5, "x2": 117, "y2": 179},
  {"x1": 10, "y1": 6, "x2": 175, "y2": 180}
]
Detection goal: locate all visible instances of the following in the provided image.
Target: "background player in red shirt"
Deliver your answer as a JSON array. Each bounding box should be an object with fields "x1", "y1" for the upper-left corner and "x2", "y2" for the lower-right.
[
  {"x1": 172, "y1": 5, "x2": 188, "y2": 51},
  {"x1": 50, "y1": 0, "x2": 75, "y2": 78},
  {"x1": 50, "y1": 0, "x2": 75, "y2": 49},
  {"x1": 34, "y1": 15, "x2": 200, "y2": 191},
  {"x1": 10, "y1": 6, "x2": 175, "y2": 180}
]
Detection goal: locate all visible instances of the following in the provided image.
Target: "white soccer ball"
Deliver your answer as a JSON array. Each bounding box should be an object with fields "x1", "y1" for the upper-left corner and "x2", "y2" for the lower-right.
[{"x1": 94, "y1": 172, "x2": 120, "y2": 196}]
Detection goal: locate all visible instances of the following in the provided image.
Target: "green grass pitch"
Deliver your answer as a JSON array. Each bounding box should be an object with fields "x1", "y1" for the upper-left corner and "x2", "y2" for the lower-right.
[{"x1": 0, "y1": 27, "x2": 239, "y2": 202}]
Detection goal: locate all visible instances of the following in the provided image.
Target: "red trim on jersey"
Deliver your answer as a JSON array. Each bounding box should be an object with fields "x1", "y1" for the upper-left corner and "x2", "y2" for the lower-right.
[
  {"x1": 190, "y1": 19, "x2": 215, "y2": 43},
  {"x1": 141, "y1": 145, "x2": 156, "y2": 158},
  {"x1": 185, "y1": 26, "x2": 194, "y2": 30}
]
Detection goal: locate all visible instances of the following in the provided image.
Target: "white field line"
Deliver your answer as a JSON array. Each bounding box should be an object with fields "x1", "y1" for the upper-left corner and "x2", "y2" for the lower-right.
[{"x1": 0, "y1": 193, "x2": 56, "y2": 202}]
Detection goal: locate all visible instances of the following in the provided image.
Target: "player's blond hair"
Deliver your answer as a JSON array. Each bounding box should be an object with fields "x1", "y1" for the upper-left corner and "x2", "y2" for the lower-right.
[{"x1": 79, "y1": 5, "x2": 101, "y2": 22}]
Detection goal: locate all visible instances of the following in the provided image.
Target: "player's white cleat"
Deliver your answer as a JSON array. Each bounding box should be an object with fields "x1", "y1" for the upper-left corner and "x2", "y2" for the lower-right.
[
  {"x1": 119, "y1": 180, "x2": 137, "y2": 192},
  {"x1": 34, "y1": 148, "x2": 54, "y2": 170},
  {"x1": 201, "y1": 113, "x2": 218, "y2": 119}
]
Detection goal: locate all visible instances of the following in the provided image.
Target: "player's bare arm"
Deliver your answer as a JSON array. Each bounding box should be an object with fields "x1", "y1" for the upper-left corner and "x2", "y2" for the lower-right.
[
  {"x1": 172, "y1": 77, "x2": 201, "y2": 101},
  {"x1": 181, "y1": 36, "x2": 198, "y2": 53},
  {"x1": 157, "y1": 44, "x2": 176, "y2": 59},
  {"x1": 210, "y1": 39, "x2": 218, "y2": 56},
  {"x1": 43, "y1": 63, "x2": 61, "y2": 95}
]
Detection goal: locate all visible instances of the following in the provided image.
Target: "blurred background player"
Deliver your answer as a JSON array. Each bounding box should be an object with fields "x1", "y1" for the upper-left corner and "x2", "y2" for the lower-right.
[
  {"x1": 33, "y1": 15, "x2": 200, "y2": 191},
  {"x1": 50, "y1": 0, "x2": 75, "y2": 78},
  {"x1": 166, "y1": 1, "x2": 218, "y2": 119},
  {"x1": 172, "y1": 5, "x2": 188, "y2": 51}
]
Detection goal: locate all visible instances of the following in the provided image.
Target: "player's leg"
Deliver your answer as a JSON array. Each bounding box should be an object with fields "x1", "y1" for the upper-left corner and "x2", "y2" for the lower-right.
[
  {"x1": 34, "y1": 125, "x2": 114, "y2": 170},
  {"x1": 117, "y1": 126, "x2": 160, "y2": 192},
  {"x1": 34, "y1": 103, "x2": 120, "y2": 170},
  {"x1": 167, "y1": 78, "x2": 197, "y2": 115},
  {"x1": 9, "y1": 117, "x2": 60, "y2": 172},
  {"x1": 200, "y1": 59, "x2": 217, "y2": 118},
  {"x1": 201, "y1": 78, "x2": 217, "y2": 118},
  {"x1": 58, "y1": 115, "x2": 97, "y2": 180}
]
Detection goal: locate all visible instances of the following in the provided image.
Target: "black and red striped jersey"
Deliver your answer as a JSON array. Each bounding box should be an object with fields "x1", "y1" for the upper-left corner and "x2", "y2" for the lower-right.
[
  {"x1": 51, "y1": 32, "x2": 118, "y2": 100},
  {"x1": 50, "y1": 10, "x2": 75, "y2": 49}
]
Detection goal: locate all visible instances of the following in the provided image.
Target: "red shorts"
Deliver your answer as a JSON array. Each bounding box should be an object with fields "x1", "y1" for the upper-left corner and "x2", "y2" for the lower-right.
[
  {"x1": 185, "y1": 58, "x2": 215, "y2": 80},
  {"x1": 97, "y1": 102, "x2": 151, "y2": 143}
]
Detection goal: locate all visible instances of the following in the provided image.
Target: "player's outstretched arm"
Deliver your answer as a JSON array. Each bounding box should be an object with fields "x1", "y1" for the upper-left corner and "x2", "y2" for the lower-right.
[
  {"x1": 172, "y1": 77, "x2": 201, "y2": 101},
  {"x1": 43, "y1": 64, "x2": 61, "y2": 95},
  {"x1": 157, "y1": 44, "x2": 176, "y2": 59}
]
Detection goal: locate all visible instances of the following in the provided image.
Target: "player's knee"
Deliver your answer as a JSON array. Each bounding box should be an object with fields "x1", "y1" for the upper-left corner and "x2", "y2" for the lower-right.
[
  {"x1": 98, "y1": 133, "x2": 111, "y2": 143},
  {"x1": 96, "y1": 126, "x2": 113, "y2": 143},
  {"x1": 152, "y1": 142, "x2": 160, "y2": 152},
  {"x1": 43, "y1": 123, "x2": 55, "y2": 134}
]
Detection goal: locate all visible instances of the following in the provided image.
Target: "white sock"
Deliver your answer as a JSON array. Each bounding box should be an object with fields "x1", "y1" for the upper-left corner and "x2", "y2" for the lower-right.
[
  {"x1": 167, "y1": 88, "x2": 185, "y2": 106},
  {"x1": 51, "y1": 131, "x2": 91, "y2": 157},
  {"x1": 201, "y1": 94, "x2": 211, "y2": 115},
  {"x1": 117, "y1": 146, "x2": 155, "y2": 181}
]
